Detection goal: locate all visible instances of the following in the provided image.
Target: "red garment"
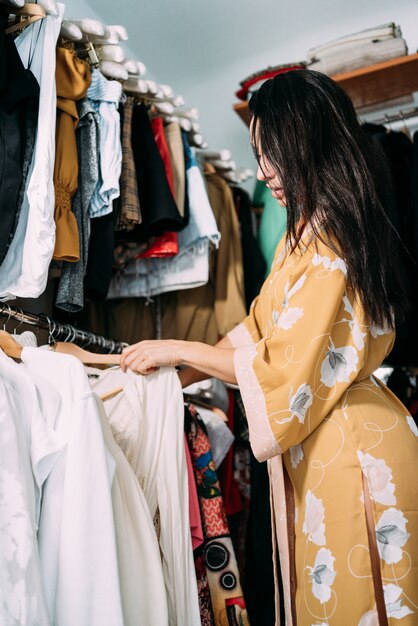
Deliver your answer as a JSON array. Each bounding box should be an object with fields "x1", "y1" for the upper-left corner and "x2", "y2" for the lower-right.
[
  {"x1": 235, "y1": 63, "x2": 305, "y2": 101},
  {"x1": 184, "y1": 434, "x2": 204, "y2": 551},
  {"x1": 139, "y1": 117, "x2": 178, "y2": 258},
  {"x1": 217, "y1": 392, "x2": 243, "y2": 517},
  {"x1": 138, "y1": 231, "x2": 178, "y2": 258}
]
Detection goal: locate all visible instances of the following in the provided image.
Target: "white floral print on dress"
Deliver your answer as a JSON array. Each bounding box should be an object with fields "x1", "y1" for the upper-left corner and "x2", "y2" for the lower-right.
[
  {"x1": 376, "y1": 508, "x2": 410, "y2": 565},
  {"x1": 272, "y1": 275, "x2": 306, "y2": 331},
  {"x1": 289, "y1": 444, "x2": 304, "y2": 469},
  {"x1": 358, "y1": 611, "x2": 379, "y2": 626},
  {"x1": 312, "y1": 253, "x2": 347, "y2": 275},
  {"x1": 303, "y1": 490, "x2": 326, "y2": 546},
  {"x1": 406, "y1": 415, "x2": 418, "y2": 437},
  {"x1": 342, "y1": 295, "x2": 366, "y2": 351},
  {"x1": 307, "y1": 547, "x2": 336, "y2": 604},
  {"x1": 288, "y1": 383, "x2": 313, "y2": 424},
  {"x1": 383, "y1": 583, "x2": 413, "y2": 619},
  {"x1": 320, "y1": 339, "x2": 358, "y2": 388},
  {"x1": 357, "y1": 451, "x2": 396, "y2": 506}
]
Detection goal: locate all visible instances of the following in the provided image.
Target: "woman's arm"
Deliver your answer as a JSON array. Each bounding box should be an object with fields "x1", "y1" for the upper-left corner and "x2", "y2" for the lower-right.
[
  {"x1": 120, "y1": 335, "x2": 237, "y2": 385},
  {"x1": 178, "y1": 335, "x2": 233, "y2": 388}
]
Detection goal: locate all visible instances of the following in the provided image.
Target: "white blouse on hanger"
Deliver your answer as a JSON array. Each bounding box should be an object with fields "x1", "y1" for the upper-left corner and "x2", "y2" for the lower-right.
[
  {"x1": 0, "y1": 350, "x2": 65, "y2": 626},
  {"x1": 89, "y1": 366, "x2": 201, "y2": 626},
  {"x1": 94, "y1": 396, "x2": 169, "y2": 626},
  {"x1": 0, "y1": 5, "x2": 64, "y2": 300},
  {"x1": 20, "y1": 348, "x2": 124, "y2": 626}
]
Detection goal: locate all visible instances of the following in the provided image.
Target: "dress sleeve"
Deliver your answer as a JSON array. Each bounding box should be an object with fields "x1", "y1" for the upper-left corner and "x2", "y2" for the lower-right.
[{"x1": 231, "y1": 251, "x2": 386, "y2": 461}]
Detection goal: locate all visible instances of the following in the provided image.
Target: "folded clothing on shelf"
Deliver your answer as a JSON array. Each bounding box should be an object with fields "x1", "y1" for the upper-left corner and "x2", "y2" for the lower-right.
[{"x1": 307, "y1": 22, "x2": 408, "y2": 76}]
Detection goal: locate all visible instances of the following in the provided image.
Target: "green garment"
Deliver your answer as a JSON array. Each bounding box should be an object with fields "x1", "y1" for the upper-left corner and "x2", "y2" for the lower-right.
[{"x1": 253, "y1": 180, "x2": 287, "y2": 277}]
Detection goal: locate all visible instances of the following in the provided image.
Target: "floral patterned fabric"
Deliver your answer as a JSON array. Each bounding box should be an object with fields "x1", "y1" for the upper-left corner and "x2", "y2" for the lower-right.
[{"x1": 228, "y1": 233, "x2": 418, "y2": 625}]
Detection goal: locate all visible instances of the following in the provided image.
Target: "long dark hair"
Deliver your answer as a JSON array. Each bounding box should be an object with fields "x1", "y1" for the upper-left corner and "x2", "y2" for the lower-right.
[{"x1": 249, "y1": 69, "x2": 407, "y2": 329}]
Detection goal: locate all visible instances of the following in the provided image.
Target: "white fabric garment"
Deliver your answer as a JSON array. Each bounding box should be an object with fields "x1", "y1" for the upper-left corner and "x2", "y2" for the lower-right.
[
  {"x1": 0, "y1": 6, "x2": 63, "y2": 300},
  {"x1": 20, "y1": 348, "x2": 124, "y2": 626},
  {"x1": 107, "y1": 156, "x2": 220, "y2": 299},
  {"x1": 88, "y1": 367, "x2": 201, "y2": 626},
  {"x1": 308, "y1": 36, "x2": 407, "y2": 76},
  {"x1": 192, "y1": 406, "x2": 234, "y2": 470},
  {"x1": 307, "y1": 22, "x2": 402, "y2": 59},
  {"x1": 0, "y1": 350, "x2": 65, "y2": 626},
  {"x1": 94, "y1": 394, "x2": 169, "y2": 626},
  {"x1": 87, "y1": 69, "x2": 122, "y2": 218}
]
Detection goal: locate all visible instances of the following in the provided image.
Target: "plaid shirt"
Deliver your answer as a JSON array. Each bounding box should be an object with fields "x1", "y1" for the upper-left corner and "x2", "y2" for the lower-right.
[{"x1": 116, "y1": 97, "x2": 141, "y2": 231}]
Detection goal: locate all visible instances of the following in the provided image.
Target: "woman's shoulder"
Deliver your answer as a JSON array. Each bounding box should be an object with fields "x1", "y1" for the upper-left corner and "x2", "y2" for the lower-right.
[{"x1": 290, "y1": 231, "x2": 348, "y2": 279}]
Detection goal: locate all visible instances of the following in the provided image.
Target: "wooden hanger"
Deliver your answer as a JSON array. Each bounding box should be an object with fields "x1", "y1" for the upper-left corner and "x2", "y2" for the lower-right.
[
  {"x1": 53, "y1": 341, "x2": 121, "y2": 366},
  {"x1": 6, "y1": 3, "x2": 46, "y2": 35},
  {"x1": 0, "y1": 330, "x2": 23, "y2": 360}
]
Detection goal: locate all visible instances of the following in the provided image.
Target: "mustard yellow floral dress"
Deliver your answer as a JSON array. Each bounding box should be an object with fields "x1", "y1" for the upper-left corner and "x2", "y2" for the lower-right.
[{"x1": 228, "y1": 233, "x2": 418, "y2": 626}]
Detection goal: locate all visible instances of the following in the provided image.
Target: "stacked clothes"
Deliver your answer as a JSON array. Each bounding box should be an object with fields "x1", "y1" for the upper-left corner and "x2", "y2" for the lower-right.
[{"x1": 307, "y1": 23, "x2": 408, "y2": 76}]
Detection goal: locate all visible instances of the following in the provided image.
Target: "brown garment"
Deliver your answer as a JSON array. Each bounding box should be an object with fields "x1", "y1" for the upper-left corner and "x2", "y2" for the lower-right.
[
  {"x1": 53, "y1": 47, "x2": 91, "y2": 262},
  {"x1": 116, "y1": 96, "x2": 141, "y2": 231},
  {"x1": 163, "y1": 122, "x2": 186, "y2": 216}
]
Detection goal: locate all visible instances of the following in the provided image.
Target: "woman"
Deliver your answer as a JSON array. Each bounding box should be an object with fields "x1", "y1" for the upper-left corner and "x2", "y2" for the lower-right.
[{"x1": 121, "y1": 70, "x2": 418, "y2": 625}]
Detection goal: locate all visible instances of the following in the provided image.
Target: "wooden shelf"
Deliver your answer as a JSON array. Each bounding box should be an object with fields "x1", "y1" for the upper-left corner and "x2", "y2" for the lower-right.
[{"x1": 233, "y1": 53, "x2": 418, "y2": 126}]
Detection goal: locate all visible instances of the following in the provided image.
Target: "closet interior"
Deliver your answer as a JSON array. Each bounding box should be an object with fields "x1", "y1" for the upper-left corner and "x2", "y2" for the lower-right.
[{"x1": 0, "y1": 2, "x2": 418, "y2": 625}]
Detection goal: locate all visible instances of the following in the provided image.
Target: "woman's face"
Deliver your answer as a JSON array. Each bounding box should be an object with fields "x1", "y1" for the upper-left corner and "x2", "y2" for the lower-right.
[{"x1": 251, "y1": 120, "x2": 287, "y2": 206}]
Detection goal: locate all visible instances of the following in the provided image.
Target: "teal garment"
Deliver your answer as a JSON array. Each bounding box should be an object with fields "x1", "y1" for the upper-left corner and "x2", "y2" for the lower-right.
[{"x1": 254, "y1": 180, "x2": 287, "y2": 277}]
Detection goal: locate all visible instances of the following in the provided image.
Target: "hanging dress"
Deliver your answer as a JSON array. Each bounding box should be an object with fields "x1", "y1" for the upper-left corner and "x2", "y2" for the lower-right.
[{"x1": 227, "y1": 232, "x2": 418, "y2": 626}]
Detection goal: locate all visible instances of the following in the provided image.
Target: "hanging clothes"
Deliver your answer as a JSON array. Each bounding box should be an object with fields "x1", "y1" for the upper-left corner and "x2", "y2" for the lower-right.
[
  {"x1": 184, "y1": 404, "x2": 249, "y2": 626},
  {"x1": 0, "y1": 12, "x2": 39, "y2": 265},
  {"x1": 53, "y1": 47, "x2": 91, "y2": 262},
  {"x1": 107, "y1": 132, "x2": 219, "y2": 300},
  {"x1": 0, "y1": 6, "x2": 63, "y2": 300},
  {"x1": 55, "y1": 98, "x2": 100, "y2": 312},
  {"x1": 20, "y1": 348, "x2": 124, "y2": 626},
  {"x1": 164, "y1": 121, "x2": 187, "y2": 218},
  {"x1": 227, "y1": 232, "x2": 418, "y2": 625},
  {"x1": 94, "y1": 398, "x2": 169, "y2": 626},
  {"x1": 232, "y1": 186, "x2": 266, "y2": 311},
  {"x1": 115, "y1": 96, "x2": 141, "y2": 231},
  {"x1": 87, "y1": 366, "x2": 201, "y2": 626},
  {"x1": 253, "y1": 179, "x2": 287, "y2": 277},
  {"x1": 87, "y1": 69, "x2": 122, "y2": 218},
  {"x1": 0, "y1": 350, "x2": 65, "y2": 626},
  {"x1": 128, "y1": 103, "x2": 184, "y2": 239}
]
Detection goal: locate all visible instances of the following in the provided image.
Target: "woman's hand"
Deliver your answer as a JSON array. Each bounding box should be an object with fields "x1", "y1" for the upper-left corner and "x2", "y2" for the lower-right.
[
  {"x1": 120, "y1": 338, "x2": 238, "y2": 385},
  {"x1": 120, "y1": 340, "x2": 187, "y2": 375}
]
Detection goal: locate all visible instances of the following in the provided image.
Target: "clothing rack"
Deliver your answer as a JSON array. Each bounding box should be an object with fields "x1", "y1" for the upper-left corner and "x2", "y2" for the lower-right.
[
  {"x1": 362, "y1": 105, "x2": 418, "y2": 126},
  {"x1": 0, "y1": 305, "x2": 128, "y2": 353}
]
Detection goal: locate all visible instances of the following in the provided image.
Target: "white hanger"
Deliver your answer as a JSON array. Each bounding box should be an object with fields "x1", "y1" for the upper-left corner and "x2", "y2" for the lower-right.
[
  {"x1": 70, "y1": 18, "x2": 107, "y2": 40},
  {"x1": 179, "y1": 118, "x2": 192, "y2": 132},
  {"x1": 37, "y1": 0, "x2": 58, "y2": 15},
  {"x1": 189, "y1": 132, "x2": 205, "y2": 147},
  {"x1": 144, "y1": 80, "x2": 159, "y2": 96},
  {"x1": 159, "y1": 84, "x2": 174, "y2": 99},
  {"x1": 191, "y1": 121, "x2": 200, "y2": 133},
  {"x1": 98, "y1": 44, "x2": 125, "y2": 63},
  {"x1": 175, "y1": 107, "x2": 199, "y2": 121},
  {"x1": 172, "y1": 95, "x2": 185, "y2": 108},
  {"x1": 123, "y1": 77, "x2": 149, "y2": 95},
  {"x1": 154, "y1": 101, "x2": 175, "y2": 115},
  {"x1": 60, "y1": 20, "x2": 83, "y2": 42},
  {"x1": 164, "y1": 115, "x2": 180, "y2": 124},
  {"x1": 211, "y1": 159, "x2": 236, "y2": 171},
  {"x1": 108, "y1": 24, "x2": 128, "y2": 41},
  {"x1": 196, "y1": 148, "x2": 232, "y2": 161},
  {"x1": 99, "y1": 61, "x2": 128, "y2": 81}
]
